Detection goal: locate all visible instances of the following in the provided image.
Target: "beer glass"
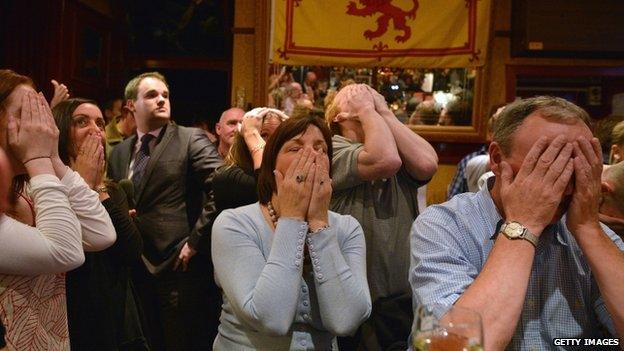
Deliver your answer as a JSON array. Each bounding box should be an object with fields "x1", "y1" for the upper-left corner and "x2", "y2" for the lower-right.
[{"x1": 412, "y1": 304, "x2": 484, "y2": 351}]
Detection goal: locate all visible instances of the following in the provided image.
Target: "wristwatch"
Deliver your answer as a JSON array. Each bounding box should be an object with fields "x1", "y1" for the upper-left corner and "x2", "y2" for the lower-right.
[{"x1": 500, "y1": 221, "x2": 538, "y2": 247}]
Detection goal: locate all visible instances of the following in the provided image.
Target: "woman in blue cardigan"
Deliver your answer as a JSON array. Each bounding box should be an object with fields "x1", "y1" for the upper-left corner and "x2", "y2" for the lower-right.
[{"x1": 211, "y1": 114, "x2": 371, "y2": 350}]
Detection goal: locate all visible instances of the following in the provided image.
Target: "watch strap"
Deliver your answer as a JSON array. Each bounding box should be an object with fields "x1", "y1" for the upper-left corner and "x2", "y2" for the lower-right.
[
  {"x1": 501, "y1": 221, "x2": 538, "y2": 247},
  {"x1": 520, "y1": 228, "x2": 538, "y2": 247}
]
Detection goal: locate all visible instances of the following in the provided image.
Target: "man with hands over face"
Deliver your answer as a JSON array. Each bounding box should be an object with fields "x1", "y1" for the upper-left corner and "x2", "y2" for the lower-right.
[
  {"x1": 411, "y1": 96, "x2": 624, "y2": 351},
  {"x1": 326, "y1": 84, "x2": 438, "y2": 350}
]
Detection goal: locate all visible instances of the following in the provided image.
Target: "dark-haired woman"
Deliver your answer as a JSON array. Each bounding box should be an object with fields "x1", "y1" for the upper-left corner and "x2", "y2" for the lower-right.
[
  {"x1": 211, "y1": 115, "x2": 371, "y2": 350},
  {"x1": 52, "y1": 98, "x2": 149, "y2": 350}
]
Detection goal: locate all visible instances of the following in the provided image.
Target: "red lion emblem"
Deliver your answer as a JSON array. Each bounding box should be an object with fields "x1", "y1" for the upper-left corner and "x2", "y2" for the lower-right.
[{"x1": 346, "y1": 0, "x2": 419, "y2": 43}]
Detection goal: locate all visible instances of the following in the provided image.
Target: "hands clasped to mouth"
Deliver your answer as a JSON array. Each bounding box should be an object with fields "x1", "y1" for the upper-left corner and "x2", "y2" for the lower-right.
[{"x1": 274, "y1": 147, "x2": 332, "y2": 230}]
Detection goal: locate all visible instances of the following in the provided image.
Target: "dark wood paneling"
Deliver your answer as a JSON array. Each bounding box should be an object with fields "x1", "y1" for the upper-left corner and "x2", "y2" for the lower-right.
[
  {"x1": 1, "y1": 0, "x2": 128, "y2": 103},
  {"x1": 512, "y1": 0, "x2": 624, "y2": 58}
]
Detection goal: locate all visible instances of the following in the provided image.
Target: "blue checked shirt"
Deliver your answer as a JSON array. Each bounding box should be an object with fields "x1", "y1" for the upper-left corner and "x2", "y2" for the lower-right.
[
  {"x1": 447, "y1": 145, "x2": 488, "y2": 200},
  {"x1": 410, "y1": 180, "x2": 624, "y2": 350}
]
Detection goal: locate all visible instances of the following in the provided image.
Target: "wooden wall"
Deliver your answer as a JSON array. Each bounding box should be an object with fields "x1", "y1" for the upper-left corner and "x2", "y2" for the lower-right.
[
  {"x1": 1, "y1": 0, "x2": 128, "y2": 104},
  {"x1": 1, "y1": 0, "x2": 234, "y2": 127}
]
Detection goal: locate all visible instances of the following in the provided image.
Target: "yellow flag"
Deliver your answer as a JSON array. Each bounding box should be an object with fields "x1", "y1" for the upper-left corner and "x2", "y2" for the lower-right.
[{"x1": 271, "y1": 0, "x2": 492, "y2": 68}]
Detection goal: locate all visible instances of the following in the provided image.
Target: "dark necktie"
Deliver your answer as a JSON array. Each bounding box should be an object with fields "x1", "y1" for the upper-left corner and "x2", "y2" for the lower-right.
[{"x1": 132, "y1": 133, "x2": 155, "y2": 187}]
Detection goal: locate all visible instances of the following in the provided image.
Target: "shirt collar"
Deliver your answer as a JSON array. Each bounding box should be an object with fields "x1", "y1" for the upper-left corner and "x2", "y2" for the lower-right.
[{"x1": 137, "y1": 126, "x2": 163, "y2": 142}]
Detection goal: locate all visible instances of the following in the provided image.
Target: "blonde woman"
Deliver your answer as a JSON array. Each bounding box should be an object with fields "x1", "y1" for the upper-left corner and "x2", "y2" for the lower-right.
[{"x1": 213, "y1": 108, "x2": 288, "y2": 212}]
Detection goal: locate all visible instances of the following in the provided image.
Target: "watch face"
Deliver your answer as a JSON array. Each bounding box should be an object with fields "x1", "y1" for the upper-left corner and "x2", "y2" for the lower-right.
[{"x1": 505, "y1": 222, "x2": 524, "y2": 238}]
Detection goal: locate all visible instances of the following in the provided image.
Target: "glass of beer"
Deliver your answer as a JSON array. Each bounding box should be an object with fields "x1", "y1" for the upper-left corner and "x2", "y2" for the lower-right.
[{"x1": 412, "y1": 304, "x2": 483, "y2": 351}]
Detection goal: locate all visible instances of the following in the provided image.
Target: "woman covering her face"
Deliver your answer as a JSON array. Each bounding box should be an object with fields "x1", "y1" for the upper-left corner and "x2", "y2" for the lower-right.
[
  {"x1": 212, "y1": 107, "x2": 289, "y2": 215},
  {"x1": 211, "y1": 115, "x2": 371, "y2": 350},
  {"x1": 52, "y1": 98, "x2": 149, "y2": 350},
  {"x1": 0, "y1": 69, "x2": 115, "y2": 350}
]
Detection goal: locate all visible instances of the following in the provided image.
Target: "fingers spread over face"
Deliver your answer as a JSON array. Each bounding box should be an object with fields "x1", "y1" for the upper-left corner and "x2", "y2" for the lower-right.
[
  {"x1": 29, "y1": 91, "x2": 42, "y2": 125},
  {"x1": 21, "y1": 91, "x2": 32, "y2": 124},
  {"x1": 274, "y1": 169, "x2": 284, "y2": 190},
  {"x1": 516, "y1": 136, "x2": 549, "y2": 179},
  {"x1": 553, "y1": 158, "x2": 575, "y2": 194},
  {"x1": 572, "y1": 142, "x2": 593, "y2": 184},
  {"x1": 543, "y1": 142, "x2": 573, "y2": 184},
  {"x1": 306, "y1": 161, "x2": 318, "y2": 189},
  {"x1": 285, "y1": 149, "x2": 303, "y2": 178},
  {"x1": 7, "y1": 116, "x2": 18, "y2": 146},
  {"x1": 532, "y1": 134, "x2": 568, "y2": 177},
  {"x1": 498, "y1": 161, "x2": 513, "y2": 189},
  {"x1": 300, "y1": 149, "x2": 317, "y2": 182},
  {"x1": 577, "y1": 137, "x2": 603, "y2": 180}
]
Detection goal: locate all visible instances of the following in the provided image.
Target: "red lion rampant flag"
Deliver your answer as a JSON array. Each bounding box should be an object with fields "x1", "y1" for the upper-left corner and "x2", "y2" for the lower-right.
[{"x1": 271, "y1": 0, "x2": 492, "y2": 68}]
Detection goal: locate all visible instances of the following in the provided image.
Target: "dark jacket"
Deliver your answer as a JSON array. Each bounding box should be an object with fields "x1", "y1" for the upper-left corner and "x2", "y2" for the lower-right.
[
  {"x1": 66, "y1": 183, "x2": 149, "y2": 350},
  {"x1": 107, "y1": 122, "x2": 222, "y2": 274}
]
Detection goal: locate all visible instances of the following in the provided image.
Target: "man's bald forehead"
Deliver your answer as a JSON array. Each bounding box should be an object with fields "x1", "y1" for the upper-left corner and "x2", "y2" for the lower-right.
[{"x1": 219, "y1": 108, "x2": 244, "y2": 123}]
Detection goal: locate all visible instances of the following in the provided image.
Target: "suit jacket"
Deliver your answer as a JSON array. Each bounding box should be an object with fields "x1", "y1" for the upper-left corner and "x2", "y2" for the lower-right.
[{"x1": 108, "y1": 122, "x2": 222, "y2": 274}]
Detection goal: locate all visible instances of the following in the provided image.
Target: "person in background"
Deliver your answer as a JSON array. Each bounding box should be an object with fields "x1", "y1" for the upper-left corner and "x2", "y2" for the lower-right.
[
  {"x1": 303, "y1": 71, "x2": 318, "y2": 103},
  {"x1": 283, "y1": 82, "x2": 307, "y2": 117},
  {"x1": 211, "y1": 114, "x2": 371, "y2": 350},
  {"x1": 408, "y1": 100, "x2": 440, "y2": 126},
  {"x1": 192, "y1": 119, "x2": 218, "y2": 144},
  {"x1": 325, "y1": 84, "x2": 437, "y2": 350},
  {"x1": 599, "y1": 161, "x2": 624, "y2": 238},
  {"x1": 215, "y1": 107, "x2": 244, "y2": 159},
  {"x1": 213, "y1": 107, "x2": 288, "y2": 213},
  {"x1": 53, "y1": 98, "x2": 149, "y2": 350},
  {"x1": 594, "y1": 115, "x2": 624, "y2": 164},
  {"x1": 268, "y1": 66, "x2": 294, "y2": 109},
  {"x1": 0, "y1": 69, "x2": 115, "y2": 350},
  {"x1": 439, "y1": 99, "x2": 471, "y2": 126},
  {"x1": 106, "y1": 99, "x2": 137, "y2": 148},
  {"x1": 447, "y1": 104, "x2": 505, "y2": 200},
  {"x1": 107, "y1": 71, "x2": 222, "y2": 351},
  {"x1": 50, "y1": 79, "x2": 70, "y2": 109},
  {"x1": 411, "y1": 96, "x2": 624, "y2": 350},
  {"x1": 608, "y1": 120, "x2": 624, "y2": 164},
  {"x1": 103, "y1": 98, "x2": 124, "y2": 125}
]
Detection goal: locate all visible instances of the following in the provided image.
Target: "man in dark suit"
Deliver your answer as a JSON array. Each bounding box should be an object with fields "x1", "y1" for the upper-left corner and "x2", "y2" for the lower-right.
[{"x1": 108, "y1": 72, "x2": 222, "y2": 351}]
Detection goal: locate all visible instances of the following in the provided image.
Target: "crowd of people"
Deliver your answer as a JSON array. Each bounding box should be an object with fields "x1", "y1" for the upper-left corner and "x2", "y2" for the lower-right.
[{"x1": 0, "y1": 67, "x2": 623, "y2": 351}]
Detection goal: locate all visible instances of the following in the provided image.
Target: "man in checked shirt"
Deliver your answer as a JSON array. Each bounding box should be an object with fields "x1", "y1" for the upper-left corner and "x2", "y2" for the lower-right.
[{"x1": 411, "y1": 96, "x2": 624, "y2": 350}]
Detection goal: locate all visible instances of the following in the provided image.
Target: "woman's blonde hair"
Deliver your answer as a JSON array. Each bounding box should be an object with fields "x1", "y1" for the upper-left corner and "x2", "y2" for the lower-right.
[{"x1": 224, "y1": 110, "x2": 288, "y2": 174}]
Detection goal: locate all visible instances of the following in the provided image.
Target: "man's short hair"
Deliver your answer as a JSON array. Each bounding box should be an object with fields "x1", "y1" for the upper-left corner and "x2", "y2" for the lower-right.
[
  {"x1": 219, "y1": 107, "x2": 244, "y2": 123},
  {"x1": 124, "y1": 72, "x2": 169, "y2": 101},
  {"x1": 493, "y1": 96, "x2": 591, "y2": 156}
]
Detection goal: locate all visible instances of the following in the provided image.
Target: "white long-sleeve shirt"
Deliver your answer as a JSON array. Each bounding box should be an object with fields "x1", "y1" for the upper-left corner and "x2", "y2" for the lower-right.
[
  {"x1": 0, "y1": 174, "x2": 84, "y2": 275},
  {"x1": 59, "y1": 167, "x2": 116, "y2": 252}
]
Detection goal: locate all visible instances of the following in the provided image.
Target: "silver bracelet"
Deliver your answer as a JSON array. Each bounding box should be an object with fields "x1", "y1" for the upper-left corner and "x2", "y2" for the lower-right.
[
  {"x1": 250, "y1": 142, "x2": 265, "y2": 153},
  {"x1": 309, "y1": 225, "x2": 330, "y2": 234}
]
